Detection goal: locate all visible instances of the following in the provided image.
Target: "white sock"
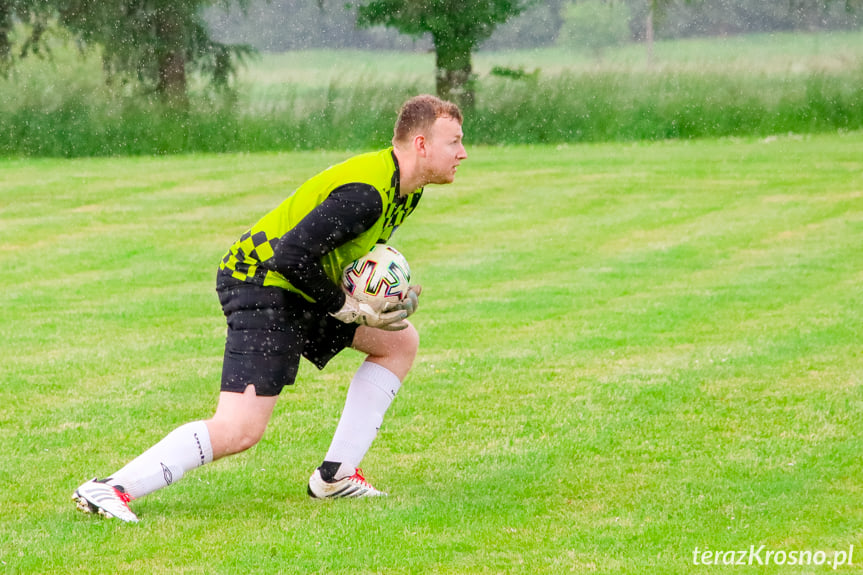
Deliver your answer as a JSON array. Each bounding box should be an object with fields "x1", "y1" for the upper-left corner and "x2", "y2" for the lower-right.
[
  {"x1": 324, "y1": 361, "x2": 402, "y2": 480},
  {"x1": 107, "y1": 420, "x2": 213, "y2": 499}
]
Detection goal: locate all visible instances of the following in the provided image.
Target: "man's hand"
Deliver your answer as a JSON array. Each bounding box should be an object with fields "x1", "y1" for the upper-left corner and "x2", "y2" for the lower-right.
[
  {"x1": 331, "y1": 293, "x2": 409, "y2": 331},
  {"x1": 331, "y1": 285, "x2": 422, "y2": 331}
]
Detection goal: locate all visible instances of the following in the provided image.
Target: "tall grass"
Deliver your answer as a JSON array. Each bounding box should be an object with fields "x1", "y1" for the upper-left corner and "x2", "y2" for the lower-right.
[
  {"x1": 1, "y1": 30, "x2": 863, "y2": 156},
  {"x1": 474, "y1": 69, "x2": 863, "y2": 142},
  {"x1": 0, "y1": 85, "x2": 423, "y2": 156}
]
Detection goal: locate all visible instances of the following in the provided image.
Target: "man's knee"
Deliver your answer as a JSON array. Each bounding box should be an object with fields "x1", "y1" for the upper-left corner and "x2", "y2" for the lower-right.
[
  {"x1": 399, "y1": 322, "x2": 420, "y2": 360},
  {"x1": 382, "y1": 323, "x2": 419, "y2": 380},
  {"x1": 351, "y1": 321, "x2": 420, "y2": 381},
  {"x1": 208, "y1": 417, "x2": 266, "y2": 457},
  {"x1": 208, "y1": 387, "x2": 278, "y2": 459},
  {"x1": 384, "y1": 322, "x2": 420, "y2": 374},
  {"x1": 230, "y1": 427, "x2": 265, "y2": 454}
]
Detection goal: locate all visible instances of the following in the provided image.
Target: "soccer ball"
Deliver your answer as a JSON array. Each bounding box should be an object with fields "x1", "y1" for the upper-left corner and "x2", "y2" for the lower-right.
[{"x1": 342, "y1": 244, "x2": 411, "y2": 310}]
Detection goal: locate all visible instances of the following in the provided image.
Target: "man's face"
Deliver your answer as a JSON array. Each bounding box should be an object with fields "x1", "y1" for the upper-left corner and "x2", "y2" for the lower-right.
[{"x1": 423, "y1": 116, "x2": 467, "y2": 185}]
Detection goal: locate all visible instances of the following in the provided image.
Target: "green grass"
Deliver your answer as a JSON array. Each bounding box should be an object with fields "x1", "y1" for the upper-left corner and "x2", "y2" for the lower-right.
[{"x1": 1, "y1": 134, "x2": 862, "y2": 573}]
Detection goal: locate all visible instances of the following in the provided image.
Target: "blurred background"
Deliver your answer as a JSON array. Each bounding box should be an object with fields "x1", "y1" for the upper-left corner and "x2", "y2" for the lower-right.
[{"x1": 1, "y1": 0, "x2": 862, "y2": 156}]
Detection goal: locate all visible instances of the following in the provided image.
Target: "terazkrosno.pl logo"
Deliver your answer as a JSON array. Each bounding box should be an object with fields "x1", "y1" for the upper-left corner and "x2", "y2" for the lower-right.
[{"x1": 692, "y1": 545, "x2": 854, "y2": 568}]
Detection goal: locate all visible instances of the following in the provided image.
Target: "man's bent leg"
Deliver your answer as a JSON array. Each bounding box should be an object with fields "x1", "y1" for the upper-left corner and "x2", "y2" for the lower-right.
[
  {"x1": 88, "y1": 385, "x2": 276, "y2": 504},
  {"x1": 314, "y1": 323, "x2": 419, "y2": 489},
  {"x1": 74, "y1": 417, "x2": 218, "y2": 521},
  {"x1": 105, "y1": 420, "x2": 215, "y2": 500}
]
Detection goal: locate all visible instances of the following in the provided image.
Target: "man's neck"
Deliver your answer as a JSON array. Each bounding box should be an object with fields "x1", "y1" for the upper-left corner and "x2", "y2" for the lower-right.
[{"x1": 393, "y1": 146, "x2": 423, "y2": 196}]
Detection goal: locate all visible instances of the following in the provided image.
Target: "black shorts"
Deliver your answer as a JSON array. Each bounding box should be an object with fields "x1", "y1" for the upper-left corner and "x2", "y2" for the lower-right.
[{"x1": 216, "y1": 273, "x2": 358, "y2": 396}]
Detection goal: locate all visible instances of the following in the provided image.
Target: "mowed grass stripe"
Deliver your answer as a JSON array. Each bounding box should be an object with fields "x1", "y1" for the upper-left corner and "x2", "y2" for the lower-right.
[{"x1": 1, "y1": 134, "x2": 861, "y2": 573}]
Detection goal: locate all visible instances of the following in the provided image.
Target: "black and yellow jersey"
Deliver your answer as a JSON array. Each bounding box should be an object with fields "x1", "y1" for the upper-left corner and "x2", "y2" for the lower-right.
[{"x1": 219, "y1": 148, "x2": 422, "y2": 310}]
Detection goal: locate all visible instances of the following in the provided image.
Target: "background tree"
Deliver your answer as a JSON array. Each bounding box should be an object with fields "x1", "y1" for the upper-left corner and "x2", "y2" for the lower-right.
[
  {"x1": 354, "y1": 0, "x2": 533, "y2": 109},
  {"x1": 0, "y1": 0, "x2": 18, "y2": 64},
  {"x1": 0, "y1": 0, "x2": 52, "y2": 69},
  {"x1": 207, "y1": 0, "x2": 566, "y2": 51},
  {"x1": 53, "y1": 0, "x2": 253, "y2": 104}
]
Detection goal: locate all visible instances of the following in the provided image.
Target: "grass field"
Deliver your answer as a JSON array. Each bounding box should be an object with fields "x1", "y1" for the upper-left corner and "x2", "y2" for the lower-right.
[{"x1": 1, "y1": 133, "x2": 862, "y2": 573}]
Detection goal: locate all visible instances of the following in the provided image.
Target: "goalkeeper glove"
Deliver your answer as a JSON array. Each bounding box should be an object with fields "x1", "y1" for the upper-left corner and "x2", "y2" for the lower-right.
[
  {"x1": 330, "y1": 284, "x2": 422, "y2": 331},
  {"x1": 399, "y1": 284, "x2": 421, "y2": 317},
  {"x1": 331, "y1": 294, "x2": 408, "y2": 331}
]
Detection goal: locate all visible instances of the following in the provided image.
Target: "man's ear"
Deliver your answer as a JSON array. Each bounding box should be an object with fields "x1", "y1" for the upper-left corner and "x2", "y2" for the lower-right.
[{"x1": 413, "y1": 134, "x2": 427, "y2": 156}]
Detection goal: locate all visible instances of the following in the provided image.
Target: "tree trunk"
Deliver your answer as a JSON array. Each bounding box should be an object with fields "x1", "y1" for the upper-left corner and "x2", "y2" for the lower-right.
[
  {"x1": 155, "y1": 7, "x2": 187, "y2": 107},
  {"x1": 433, "y1": 33, "x2": 475, "y2": 111},
  {"x1": 0, "y1": 0, "x2": 12, "y2": 65}
]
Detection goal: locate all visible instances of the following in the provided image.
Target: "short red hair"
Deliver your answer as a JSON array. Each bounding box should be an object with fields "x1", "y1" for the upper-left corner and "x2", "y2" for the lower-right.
[{"x1": 393, "y1": 94, "x2": 463, "y2": 144}]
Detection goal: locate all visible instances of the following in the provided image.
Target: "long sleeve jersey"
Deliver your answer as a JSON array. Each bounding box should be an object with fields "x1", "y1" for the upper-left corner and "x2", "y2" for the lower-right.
[{"x1": 219, "y1": 148, "x2": 423, "y2": 312}]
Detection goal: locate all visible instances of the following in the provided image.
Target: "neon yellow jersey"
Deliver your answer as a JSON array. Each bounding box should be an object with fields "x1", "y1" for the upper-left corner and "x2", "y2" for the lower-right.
[{"x1": 219, "y1": 148, "x2": 422, "y2": 302}]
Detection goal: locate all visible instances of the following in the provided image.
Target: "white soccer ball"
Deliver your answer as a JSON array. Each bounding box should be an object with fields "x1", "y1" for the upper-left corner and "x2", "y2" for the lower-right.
[{"x1": 342, "y1": 244, "x2": 411, "y2": 310}]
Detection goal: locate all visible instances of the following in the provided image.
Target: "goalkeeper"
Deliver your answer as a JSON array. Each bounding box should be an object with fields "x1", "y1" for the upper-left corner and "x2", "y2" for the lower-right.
[{"x1": 73, "y1": 94, "x2": 467, "y2": 521}]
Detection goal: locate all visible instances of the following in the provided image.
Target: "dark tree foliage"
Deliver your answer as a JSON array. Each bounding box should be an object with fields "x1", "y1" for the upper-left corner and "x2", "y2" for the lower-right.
[
  {"x1": 206, "y1": 0, "x2": 565, "y2": 51},
  {"x1": 1, "y1": 0, "x2": 253, "y2": 102},
  {"x1": 0, "y1": 0, "x2": 47, "y2": 68},
  {"x1": 353, "y1": 0, "x2": 533, "y2": 109},
  {"x1": 55, "y1": 0, "x2": 255, "y2": 104},
  {"x1": 0, "y1": 0, "x2": 16, "y2": 63}
]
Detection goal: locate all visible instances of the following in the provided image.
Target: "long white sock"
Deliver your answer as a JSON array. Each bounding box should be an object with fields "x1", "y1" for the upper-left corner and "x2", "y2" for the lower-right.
[
  {"x1": 107, "y1": 420, "x2": 214, "y2": 499},
  {"x1": 324, "y1": 361, "x2": 402, "y2": 480}
]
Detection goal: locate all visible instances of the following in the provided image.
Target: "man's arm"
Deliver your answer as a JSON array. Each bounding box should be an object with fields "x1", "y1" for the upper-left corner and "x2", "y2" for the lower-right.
[{"x1": 264, "y1": 183, "x2": 383, "y2": 312}]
